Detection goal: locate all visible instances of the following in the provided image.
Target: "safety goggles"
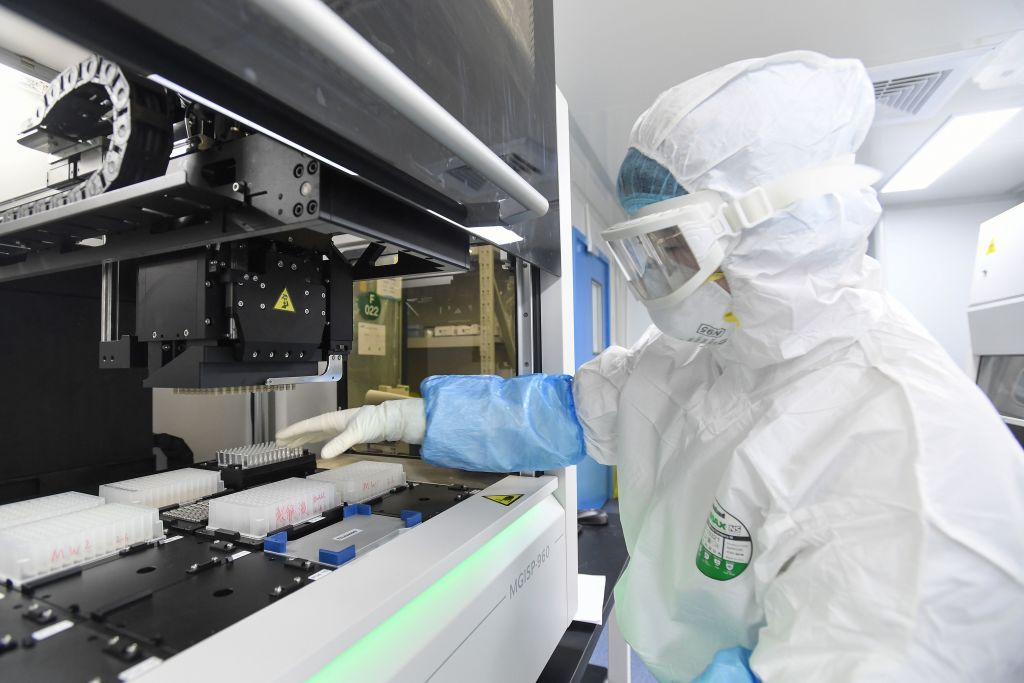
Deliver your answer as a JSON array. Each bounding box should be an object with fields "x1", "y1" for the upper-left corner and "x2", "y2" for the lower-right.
[
  {"x1": 603, "y1": 158, "x2": 882, "y2": 305},
  {"x1": 603, "y1": 193, "x2": 728, "y2": 303}
]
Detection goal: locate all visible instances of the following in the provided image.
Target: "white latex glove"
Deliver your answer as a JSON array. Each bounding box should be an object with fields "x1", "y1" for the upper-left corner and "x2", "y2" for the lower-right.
[{"x1": 276, "y1": 398, "x2": 426, "y2": 459}]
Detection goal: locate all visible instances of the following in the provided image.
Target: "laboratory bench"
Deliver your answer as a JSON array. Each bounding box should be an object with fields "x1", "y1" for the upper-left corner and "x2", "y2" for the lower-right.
[{"x1": 539, "y1": 509, "x2": 629, "y2": 683}]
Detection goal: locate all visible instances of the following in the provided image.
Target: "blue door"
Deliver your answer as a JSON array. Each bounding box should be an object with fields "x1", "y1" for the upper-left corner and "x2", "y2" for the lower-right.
[{"x1": 572, "y1": 228, "x2": 612, "y2": 509}]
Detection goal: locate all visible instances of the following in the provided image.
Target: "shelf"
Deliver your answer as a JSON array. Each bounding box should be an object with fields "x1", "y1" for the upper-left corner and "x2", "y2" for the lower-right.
[{"x1": 407, "y1": 335, "x2": 505, "y2": 349}]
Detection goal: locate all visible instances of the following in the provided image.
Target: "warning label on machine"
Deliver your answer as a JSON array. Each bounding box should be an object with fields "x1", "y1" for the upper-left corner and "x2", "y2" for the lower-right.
[
  {"x1": 484, "y1": 494, "x2": 523, "y2": 506},
  {"x1": 274, "y1": 288, "x2": 296, "y2": 312},
  {"x1": 696, "y1": 499, "x2": 752, "y2": 581}
]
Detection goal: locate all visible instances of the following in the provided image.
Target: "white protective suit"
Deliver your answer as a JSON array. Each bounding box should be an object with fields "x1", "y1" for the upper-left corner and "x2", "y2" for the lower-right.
[{"x1": 575, "y1": 51, "x2": 1024, "y2": 681}]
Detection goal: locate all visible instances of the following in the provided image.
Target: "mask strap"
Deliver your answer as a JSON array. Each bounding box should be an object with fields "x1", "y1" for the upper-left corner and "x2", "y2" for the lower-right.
[
  {"x1": 722, "y1": 160, "x2": 881, "y2": 230},
  {"x1": 652, "y1": 159, "x2": 879, "y2": 309}
]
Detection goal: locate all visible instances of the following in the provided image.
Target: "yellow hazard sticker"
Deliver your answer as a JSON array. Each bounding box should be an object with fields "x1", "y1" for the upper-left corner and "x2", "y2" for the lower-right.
[
  {"x1": 986, "y1": 239, "x2": 997, "y2": 256},
  {"x1": 274, "y1": 288, "x2": 296, "y2": 312},
  {"x1": 484, "y1": 494, "x2": 523, "y2": 506}
]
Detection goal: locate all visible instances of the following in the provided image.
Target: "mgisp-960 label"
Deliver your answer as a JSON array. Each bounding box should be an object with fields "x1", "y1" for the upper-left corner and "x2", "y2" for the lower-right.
[{"x1": 509, "y1": 545, "x2": 550, "y2": 600}]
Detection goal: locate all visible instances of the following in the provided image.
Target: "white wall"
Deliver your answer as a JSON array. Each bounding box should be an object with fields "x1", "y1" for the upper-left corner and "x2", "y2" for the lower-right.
[
  {"x1": 878, "y1": 197, "x2": 1020, "y2": 372},
  {"x1": 566, "y1": 109, "x2": 653, "y2": 349}
]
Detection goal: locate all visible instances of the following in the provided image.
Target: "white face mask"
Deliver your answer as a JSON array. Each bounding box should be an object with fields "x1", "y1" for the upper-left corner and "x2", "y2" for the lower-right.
[{"x1": 646, "y1": 278, "x2": 736, "y2": 345}]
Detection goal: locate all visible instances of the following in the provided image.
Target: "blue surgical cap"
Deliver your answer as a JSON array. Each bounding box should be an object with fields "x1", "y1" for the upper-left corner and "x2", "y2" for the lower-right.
[{"x1": 616, "y1": 147, "x2": 687, "y2": 215}]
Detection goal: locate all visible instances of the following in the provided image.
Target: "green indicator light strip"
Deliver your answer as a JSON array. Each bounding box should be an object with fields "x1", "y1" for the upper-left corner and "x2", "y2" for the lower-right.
[{"x1": 307, "y1": 502, "x2": 547, "y2": 682}]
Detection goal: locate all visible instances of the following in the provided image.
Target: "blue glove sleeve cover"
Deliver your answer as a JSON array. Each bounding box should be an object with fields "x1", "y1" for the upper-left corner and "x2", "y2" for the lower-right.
[
  {"x1": 692, "y1": 647, "x2": 758, "y2": 683},
  {"x1": 420, "y1": 374, "x2": 587, "y2": 472}
]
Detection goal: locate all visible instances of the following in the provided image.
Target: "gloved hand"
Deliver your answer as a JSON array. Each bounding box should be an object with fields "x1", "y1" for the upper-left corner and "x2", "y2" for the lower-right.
[
  {"x1": 276, "y1": 398, "x2": 426, "y2": 460},
  {"x1": 692, "y1": 647, "x2": 758, "y2": 683}
]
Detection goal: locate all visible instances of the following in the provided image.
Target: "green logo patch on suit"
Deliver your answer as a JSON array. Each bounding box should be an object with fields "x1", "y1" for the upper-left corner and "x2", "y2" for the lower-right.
[{"x1": 696, "y1": 499, "x2": 752, "y2": 581}]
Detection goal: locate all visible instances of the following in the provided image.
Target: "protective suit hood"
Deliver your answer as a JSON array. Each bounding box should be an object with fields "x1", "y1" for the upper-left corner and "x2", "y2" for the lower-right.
[
  {"x1": 567, "y1": 51, "x2": 1024, "y2": 682},
  {"x1": 627, "y1": 51, "x2": 884, "y2": 368}
]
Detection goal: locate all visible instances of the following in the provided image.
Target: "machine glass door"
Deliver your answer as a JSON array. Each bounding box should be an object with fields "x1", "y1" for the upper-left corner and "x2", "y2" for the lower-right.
[
  {"x1": 976, "y1": 355, "x2": 1024, "y2": 423},
  {"x1": 341, "y1": 245, "x2": 519, "y2": 469}
]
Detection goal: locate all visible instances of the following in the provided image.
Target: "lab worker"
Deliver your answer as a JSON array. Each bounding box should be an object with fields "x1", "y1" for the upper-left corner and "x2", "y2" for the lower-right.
[{"x1": 279, "y1": 52, "x2": 1024, "y2": 682}]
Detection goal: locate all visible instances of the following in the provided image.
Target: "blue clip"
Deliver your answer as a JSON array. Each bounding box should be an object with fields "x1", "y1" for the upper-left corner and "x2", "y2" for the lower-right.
[
  {"x1": 319, "y1": 544, "x2": 356, "y2": 567},
  {"x1": 400, "y1": 510, "x2": 422, "y2": 528},
  {"x1": 343, "y1": 503, "x2": 372, "y2": 518},
  {"x1": 263, "y1": 531, "x2": 288, "y2": 553}
]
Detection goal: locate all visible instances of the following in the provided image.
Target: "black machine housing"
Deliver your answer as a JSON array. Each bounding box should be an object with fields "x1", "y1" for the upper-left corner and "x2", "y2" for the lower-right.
[
  {"x1": 0, "y1": 52, "x2": 471, "y2": 495},
  {"x1": 126, "y1": 239, "x2": 353, "y2": 389},
  {"x1": 0, "y1": 53, "x2": 474, "y2": 391}
]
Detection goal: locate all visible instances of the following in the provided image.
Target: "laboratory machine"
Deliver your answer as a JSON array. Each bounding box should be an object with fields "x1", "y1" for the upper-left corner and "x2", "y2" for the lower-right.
[
  {"x1": 0, "y1": 1, "x2": 578, "y2": 681},
  {"x1": 969, "y1": 200, "x2": 1024, "y2": 446}
]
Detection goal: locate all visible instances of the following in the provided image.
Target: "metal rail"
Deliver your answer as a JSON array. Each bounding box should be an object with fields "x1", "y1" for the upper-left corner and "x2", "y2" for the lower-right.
[{"x1": 248, "y1": 0, "x2": 550, "y2": 220}]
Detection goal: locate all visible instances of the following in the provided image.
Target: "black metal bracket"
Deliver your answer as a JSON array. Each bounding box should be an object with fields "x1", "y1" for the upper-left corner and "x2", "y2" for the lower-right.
[{"x1": 99, "y1": 335, "x2": 146, "y2": 369}]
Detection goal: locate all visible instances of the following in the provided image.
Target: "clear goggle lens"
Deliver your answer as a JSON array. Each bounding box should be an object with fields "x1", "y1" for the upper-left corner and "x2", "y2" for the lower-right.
[{"x1": 606, "y1": 224, "x2": 702, "y2": 301}]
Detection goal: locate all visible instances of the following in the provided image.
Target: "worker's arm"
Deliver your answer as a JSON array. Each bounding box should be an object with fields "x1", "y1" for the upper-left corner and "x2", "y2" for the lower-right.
[
  {"x1": 277, "y1": 373, "x2": 587, "y2": 470},
  {"x1": 573, "y1": 324, "x2": 664, "y2": 466},
  {"x1": 278, "y1": 327, "x2": 661, "y2": 467},
  {"x1": 746, "y1": 499, "x2": 923, "y2": 681},
  {"x1": 418, "y1": 374, "x2": 586, "y2": 471},
  {"x1": 743, "y1": 378, "x2": 925, "y2": 682},
  {"x1": 683, "y1": 492, "x2": 920, "y2": 683}
]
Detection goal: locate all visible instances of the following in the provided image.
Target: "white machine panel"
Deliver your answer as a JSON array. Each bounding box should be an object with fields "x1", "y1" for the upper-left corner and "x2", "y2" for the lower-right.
[
  {"x1": 969, "y1": 201, "x2": 1024, "y2": 356},
  {"x1": 969, "y1": 298, "x2": 1024, "y2": 357},
  {"x1": 140, "y1": 475, "x2": 569, "y2": 682},
  {"x1": 970, "y1": 201, "x2": 1024, "y2": 307}
]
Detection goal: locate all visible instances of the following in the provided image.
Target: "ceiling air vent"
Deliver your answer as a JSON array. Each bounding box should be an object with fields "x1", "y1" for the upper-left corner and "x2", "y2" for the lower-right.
[
  {"x1": 874, "y1": 70, "x2": 951, "y2": 116},
  {"x1": 869, "y1": 48, "x2": 992, "y2": 126}
]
